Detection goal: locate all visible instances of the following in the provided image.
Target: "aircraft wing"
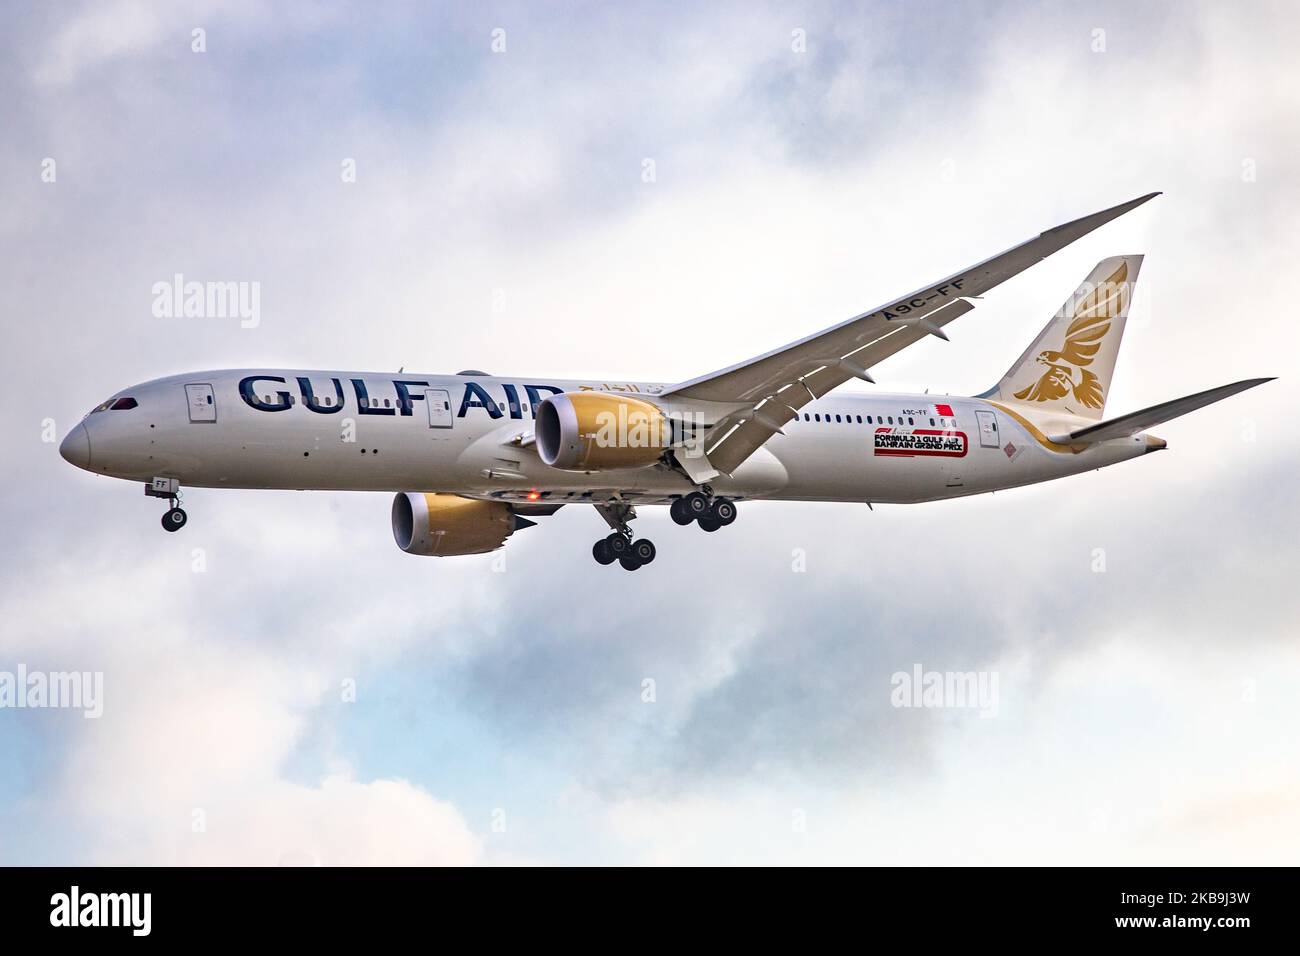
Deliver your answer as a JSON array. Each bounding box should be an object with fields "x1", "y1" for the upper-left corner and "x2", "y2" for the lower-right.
[{"x1": 663, "y1": 192, "x2": 1161, "y2": 477}]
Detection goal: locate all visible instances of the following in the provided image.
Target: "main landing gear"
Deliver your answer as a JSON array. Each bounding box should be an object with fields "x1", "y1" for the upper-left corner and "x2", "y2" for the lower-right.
[
  {"x1": 592, "y1": 501, "x2": 656, "y2": 571},
  {"x1": 592, "y1": 532, "x2": 656, "y2": 570},
  {"x1": 669, "y1": 491, "x2": 736, "y2": 533},
  {"x1": 590, "y1": 493, "x2": 735, "y2": 569},
  {"x1": 146, "y1": 477, "x2": 188, "y2": 532}
]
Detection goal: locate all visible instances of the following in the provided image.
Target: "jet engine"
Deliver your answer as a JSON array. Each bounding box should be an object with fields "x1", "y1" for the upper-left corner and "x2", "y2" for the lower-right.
[
  {"x1": 535, "y1": 392, "x2": 669, "y2": 471},
  {"x1": 391, "y1": 493, "x2": 535, "y2": 556}
]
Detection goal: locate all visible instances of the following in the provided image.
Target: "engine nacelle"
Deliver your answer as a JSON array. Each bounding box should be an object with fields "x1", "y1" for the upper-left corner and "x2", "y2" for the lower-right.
[
  {"x1": 536, "y1": 392, "x2": 669, "y2": 471},
  {"x1": 391, "y1": 493, "x2": 529, "y2": 556}
]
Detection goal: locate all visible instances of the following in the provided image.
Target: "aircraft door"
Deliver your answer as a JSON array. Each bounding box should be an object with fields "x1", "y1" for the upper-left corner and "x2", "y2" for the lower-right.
[
  {"x1": 975, "y1": 409, "x2": 1000, "y2": 448},
  {"x1": 425, "y1": 389, "x2": 453, "y2": 428},
  {"x1": 185, "y1": 384, "x2": 217, "y2": 423}
]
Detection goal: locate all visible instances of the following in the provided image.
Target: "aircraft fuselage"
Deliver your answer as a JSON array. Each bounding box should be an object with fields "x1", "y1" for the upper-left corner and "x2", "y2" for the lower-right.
[{"x1": 61, "y1": 368, "x2": 1155, "y2": 507}]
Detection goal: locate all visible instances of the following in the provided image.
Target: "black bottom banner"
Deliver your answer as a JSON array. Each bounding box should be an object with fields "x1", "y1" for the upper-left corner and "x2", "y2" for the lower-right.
[{"x1": 0, "y1": 865, "x2": 1290, "y2": 942}]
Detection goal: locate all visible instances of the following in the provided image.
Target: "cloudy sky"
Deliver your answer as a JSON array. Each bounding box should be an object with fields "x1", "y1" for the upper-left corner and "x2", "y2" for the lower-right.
[{"x1": 2, "y1": 0, "x2": 1298, "y2": 865}]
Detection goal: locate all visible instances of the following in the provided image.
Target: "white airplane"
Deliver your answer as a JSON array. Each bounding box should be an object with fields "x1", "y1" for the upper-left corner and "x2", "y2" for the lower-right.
[{"x1": 61, "y1": 194, "x2": 1270, "y2": 569}]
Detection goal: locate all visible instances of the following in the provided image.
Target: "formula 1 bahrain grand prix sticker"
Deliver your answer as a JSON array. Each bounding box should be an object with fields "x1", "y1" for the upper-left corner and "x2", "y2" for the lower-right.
[{"x1": 873, "y1": 428, "x2": 968, "y2": 458}]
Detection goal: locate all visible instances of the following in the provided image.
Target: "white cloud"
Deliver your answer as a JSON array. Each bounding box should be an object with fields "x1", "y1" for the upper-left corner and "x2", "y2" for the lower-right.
[
  {"x1": 97, "y1": 774, "x2": 480, "y2": 866},
  {"x1": 32, "y1": 0, "x2": 169, "y2": 89},
  {"x1": 0, "y1": 500, "x2": 485, "y2": 865}
]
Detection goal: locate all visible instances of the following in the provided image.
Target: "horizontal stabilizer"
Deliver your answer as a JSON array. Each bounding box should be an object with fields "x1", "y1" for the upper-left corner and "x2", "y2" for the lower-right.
[{"x1": 1050, "y1": 378, "x2": 1274, "y2": 444}]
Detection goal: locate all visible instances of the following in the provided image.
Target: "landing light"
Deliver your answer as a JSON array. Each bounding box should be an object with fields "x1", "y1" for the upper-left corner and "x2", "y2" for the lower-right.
[{"x1": 526, "y1": 489, "x2": 541, "y2": 501}]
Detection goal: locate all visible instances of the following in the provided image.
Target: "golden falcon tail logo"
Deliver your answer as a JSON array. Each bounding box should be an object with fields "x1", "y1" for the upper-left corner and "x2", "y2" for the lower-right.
[{"x1": 1013, "y1": 262, "x2": 1128, "y2": 409}]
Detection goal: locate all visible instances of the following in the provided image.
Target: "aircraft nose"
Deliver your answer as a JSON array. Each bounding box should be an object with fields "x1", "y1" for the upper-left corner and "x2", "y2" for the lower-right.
[{"x1": 60, "y1": 423, "x2": 91, "y2": 469}]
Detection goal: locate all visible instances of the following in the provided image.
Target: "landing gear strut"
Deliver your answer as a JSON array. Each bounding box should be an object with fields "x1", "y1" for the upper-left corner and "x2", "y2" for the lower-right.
[
  {"x1": 146, "y1": 477, "x2": 188, "y2": 533},
  {"x1": 670, "y1": 489, "x2": 737, "y2": 533},
  {"x1": 592, "y1": 502, "x2": 655, "y2": 571}
]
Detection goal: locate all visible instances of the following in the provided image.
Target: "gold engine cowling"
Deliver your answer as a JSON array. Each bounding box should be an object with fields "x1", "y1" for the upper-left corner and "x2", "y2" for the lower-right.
[
  {"x1": 535, "y1": 392, "x2": 669, "y2": 471},
  {"x1": 391, "y1": 493, "x2": 533, "y2": 556}
]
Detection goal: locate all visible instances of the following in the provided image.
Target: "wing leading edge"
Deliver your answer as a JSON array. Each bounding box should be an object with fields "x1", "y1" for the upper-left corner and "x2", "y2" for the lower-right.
[{"x1": 664, "y1": 192, "x2": 1161, "y2": 477}]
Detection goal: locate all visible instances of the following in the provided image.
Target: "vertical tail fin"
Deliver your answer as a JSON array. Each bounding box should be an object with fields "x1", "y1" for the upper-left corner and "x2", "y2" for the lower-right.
[{"x1": 985, "y1": 255, "x2": 1142, "y2": 420}]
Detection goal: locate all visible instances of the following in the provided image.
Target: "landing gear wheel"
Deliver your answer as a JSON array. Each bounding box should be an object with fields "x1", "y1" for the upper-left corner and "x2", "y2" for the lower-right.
[
  {"x1": 631, "y1": 539, "x2": 656, "y2": 565},
  {"x1": 683, "y1": 492, "x2": 711, "y2": 519},
  {"x1": 592, "y1": 539, "x2": 616, "y2": 565},
  {"x1": 605, "y1": 532, "x2": 630, "y2": 556},
  {"x1": 711, "y1": 499, "x2": 737, "y2": 526},
  {"x1": 698, "y1": 516, "x2": 721, "y2": 533},
  {"x1": 618, "y1": 555, "x2": 642, "y2": 571},
  {"x1": 670, "y1": 498, "x2": 694, "y2": 526},
  {"x1": 162, "y1": 507, "x2": 188, "y2": 532}
]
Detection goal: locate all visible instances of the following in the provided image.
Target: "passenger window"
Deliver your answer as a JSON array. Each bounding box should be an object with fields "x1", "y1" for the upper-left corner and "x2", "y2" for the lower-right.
[
  {"x1": 908, "y1": 417, "x2": 914, "y2": 425},
  {"x1": 835, "y1": 414, "x2": 842, "y2": 423}
]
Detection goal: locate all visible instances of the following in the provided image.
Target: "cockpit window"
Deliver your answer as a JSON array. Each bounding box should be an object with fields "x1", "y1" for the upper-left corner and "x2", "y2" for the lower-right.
[{"x1": 90, "y1": 397, "x2": 138, "y2": 413}]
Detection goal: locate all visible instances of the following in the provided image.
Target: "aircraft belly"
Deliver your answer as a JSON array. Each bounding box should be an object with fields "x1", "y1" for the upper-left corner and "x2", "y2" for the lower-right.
[
  {"x1": 164, "y1": 413, "x2": 470, "y2": 491},
  {"x1": 768, "y1": 431, "x2": 943, "y2": 503}
]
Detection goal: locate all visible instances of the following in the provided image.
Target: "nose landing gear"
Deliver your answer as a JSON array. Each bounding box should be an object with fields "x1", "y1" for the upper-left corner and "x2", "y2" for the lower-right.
[
  {"x1": 146, "y1": 477, "x2": 188, "y2": 532},
  {"x1": 162, "y1": 506, "x2": 188, "y2": 532}
]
